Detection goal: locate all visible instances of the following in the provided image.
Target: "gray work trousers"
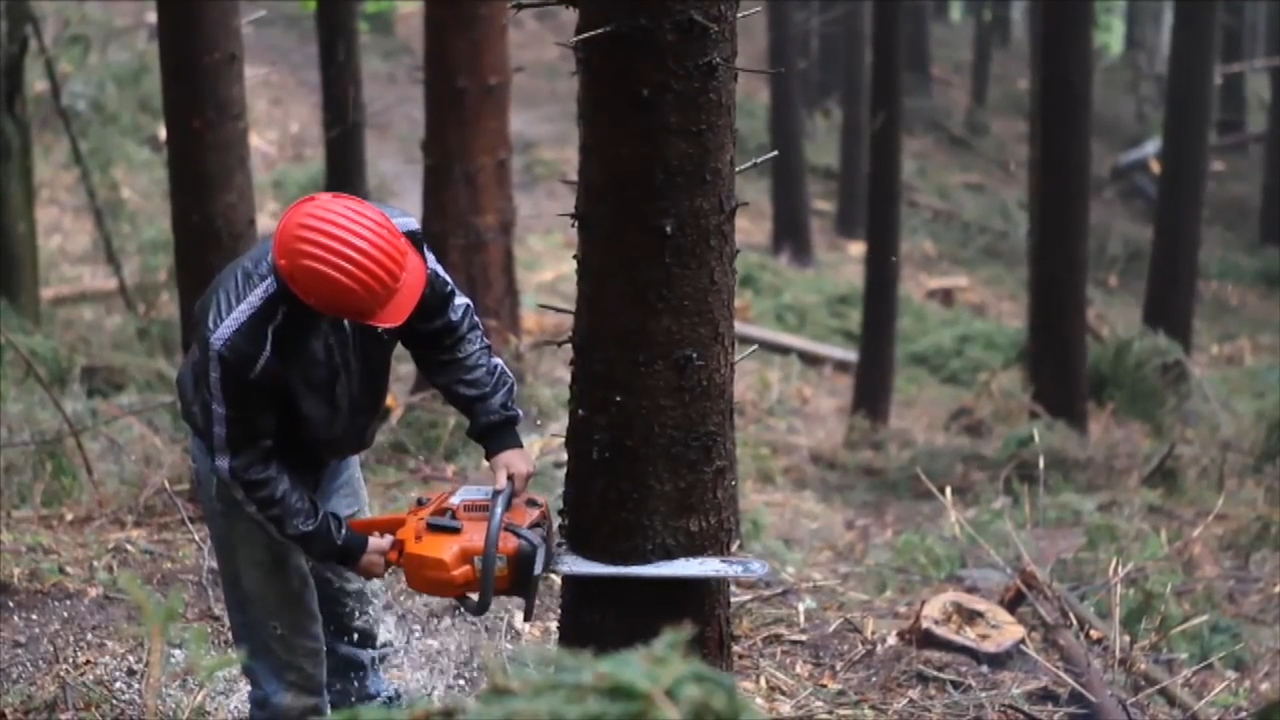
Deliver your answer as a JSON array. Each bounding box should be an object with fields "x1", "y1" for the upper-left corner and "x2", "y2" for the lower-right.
[{"x1": 191, "y1": 438, "x2": 399, "y2": 719}]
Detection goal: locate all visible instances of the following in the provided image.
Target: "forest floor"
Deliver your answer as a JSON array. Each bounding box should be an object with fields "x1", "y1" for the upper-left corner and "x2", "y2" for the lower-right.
[{"x1": 2, "y1": 2, "x2": 1279, "y2": 718}]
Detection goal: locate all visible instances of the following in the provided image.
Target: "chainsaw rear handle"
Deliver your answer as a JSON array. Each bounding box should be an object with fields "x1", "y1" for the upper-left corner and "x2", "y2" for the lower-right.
[
  {"x1": 346, "y1": 515, "x2": 406, "y2": 565},
  {"x1": 457, "y1": 483, "x2": 513, "y2": 617}
]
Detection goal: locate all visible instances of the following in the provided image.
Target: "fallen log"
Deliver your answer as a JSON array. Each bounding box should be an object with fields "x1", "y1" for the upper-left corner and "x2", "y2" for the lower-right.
[
  {"x1": 533, "y1": 303, "x2": 861, "y2": 372},
  {"x1": 40, "y1": 276, "x2": 167, "y2": 305},
  {"x1": 733, "y1": 321, "x2": 860, "y2": 372}
]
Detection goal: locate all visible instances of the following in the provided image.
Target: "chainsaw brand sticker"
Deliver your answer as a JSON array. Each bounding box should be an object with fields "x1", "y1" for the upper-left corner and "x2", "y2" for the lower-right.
[{"x1": 450, "y1": 485, "x2": 495, "y2": 504}]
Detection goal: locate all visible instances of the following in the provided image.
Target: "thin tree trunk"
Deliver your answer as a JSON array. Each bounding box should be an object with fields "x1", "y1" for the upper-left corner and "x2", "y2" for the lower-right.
[
  {"x1": 966, "y1": 0, "x2": 994, "y2": 134},
  {"x1": 315, "y1": 0, "x2": 369, "y2": 198},
  {"x1": 903, "y1": 0, "x2": 933, "y2": 98},
  {"x1": 1260, "y1": 64, "x2": 1279, "y2": 246},
  {"x1": 1027, "y1": 1, "x2": 1092, "y2": 433},
  {"x1": 835, "y1": 3, "x2": 869, "y2": 240},
  {"x1": 1025, "y1": 0, "x2": 1041, "y2": 309},
  {"x1": 814, "y1": 0, "x2": 844, "y2": 109},
  {"x1": 1141, "y1": 0, "x2": 1219, "y2": 353},
  {"x1": 557, "y1": 1, "x2": 739, "y2": 671},
  {"x1": 851, "y1": 0, "x2": 903, "y2": 426},
  {"x1": 990, "y1": 0, "x2": 1011, "y2": 49},
  {"x1": 1124, "y1": 0, "x2": 1141, "y2": 55},
  {"x1": 0, "y1": 0, "x2": 39, "y2": 324},
  {"x1": 421, "y1": 0, "x2": 519, "y2": 347},
  {"x1": 1215, "y1": 0, "x2": 1247, "y2": 138},
  {"x1": 768, "y1": 0, "x2": 814, "y2": 266},
  {"x1": 156, "y1": 0, "x2": 258, "y2": 355}
]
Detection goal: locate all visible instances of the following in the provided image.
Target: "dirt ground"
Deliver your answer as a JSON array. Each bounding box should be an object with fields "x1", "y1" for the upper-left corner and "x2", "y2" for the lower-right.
[{"x1": 2, "y1": 2, "x2": 1278, "y2": 718}]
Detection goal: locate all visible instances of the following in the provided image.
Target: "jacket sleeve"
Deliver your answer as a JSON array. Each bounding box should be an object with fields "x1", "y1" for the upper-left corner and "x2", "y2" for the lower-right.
[
  {"x1": 397, "y1": 245, "x2": 525, "y2": 459},
  {"x1": 204, "y1": 342, "x2": 369, "y2": 566}
]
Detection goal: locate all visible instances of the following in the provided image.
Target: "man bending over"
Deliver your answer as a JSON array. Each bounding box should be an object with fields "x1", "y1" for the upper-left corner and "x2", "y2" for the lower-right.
[{"x1": 175, "y1": 192, "x2": 534, "y2": 718}]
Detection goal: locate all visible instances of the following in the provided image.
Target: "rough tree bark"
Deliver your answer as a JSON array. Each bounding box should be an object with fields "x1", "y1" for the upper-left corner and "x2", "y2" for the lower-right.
[
  {"x1": 966, "y1": 0, "x2": 994, "y2": 135},
  {"x1": 768, "y1": 0, "x2": 814, "y2": 266},
  {"x1": 1141, "y1": 0, "x2": 1219, "y2": 354},
  {"x1": 1027, "y1": 1, "x2": 1092, "y2": 433},
  {"x1": 0, "y1": 0, "x2": 39, "y2": 324},
  {"x1": 421, "y1": 0, "x2": 519, "y2": 353},
  {"x1": 557, "y1": 1, "x2": 740, "y2": 670},
  {"x1": 903, "y1": 0, "x2": 933, "y2": 99},
  {"x1": 990, "y1": 0, "x2": 1011, "y2": 49},
  {"x1": 835, "y1": 2, "x2": 869, "y2": 240},
  {"x1": 156, "y1": 0, "x2": 258, "y2": 355},
  {"x1": 1215, "y1": 0, "x2": 1247, "y2": 138},
  {"x1": 850, "y1": 0, "x2": 903, "y2": 426},
  {"x1": 315, "y1": 0, "x2": 369, "y2": 198},
  {"x1": 1260, "y1": 61, "x2": 1279, "y2": 246}
]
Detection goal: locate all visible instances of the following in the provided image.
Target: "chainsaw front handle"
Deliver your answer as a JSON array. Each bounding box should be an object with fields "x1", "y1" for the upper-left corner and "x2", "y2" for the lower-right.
[{"x1": 456, "y1": 483, "x2": 513, "y2": 617}]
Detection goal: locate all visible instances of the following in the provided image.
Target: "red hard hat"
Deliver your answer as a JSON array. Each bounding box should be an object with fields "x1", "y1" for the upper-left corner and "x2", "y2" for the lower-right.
[{"x1": 271, "y1": 192, "x2": 427, "y2": 328}]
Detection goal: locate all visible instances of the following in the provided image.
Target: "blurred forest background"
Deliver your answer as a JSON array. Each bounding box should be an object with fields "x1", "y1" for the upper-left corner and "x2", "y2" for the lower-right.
[{"x1": 0, "y1": 1, "x2": 1277, "y2": 718}]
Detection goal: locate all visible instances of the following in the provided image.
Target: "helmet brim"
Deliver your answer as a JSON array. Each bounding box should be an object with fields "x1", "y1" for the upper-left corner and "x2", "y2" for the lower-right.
[{"x1": 362, "y1": 242, "x2": 428, "y2": 329}]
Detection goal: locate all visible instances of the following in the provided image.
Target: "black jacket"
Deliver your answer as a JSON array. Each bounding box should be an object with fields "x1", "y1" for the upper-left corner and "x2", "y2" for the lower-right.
[{"x1": 175, "y1": 202, "x2": 523, "y2": 567}]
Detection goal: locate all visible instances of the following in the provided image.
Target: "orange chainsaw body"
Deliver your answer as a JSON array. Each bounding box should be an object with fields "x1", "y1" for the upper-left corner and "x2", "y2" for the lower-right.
[{"x1": 348, "y1": 485, "x2": 553, "y2": 616}]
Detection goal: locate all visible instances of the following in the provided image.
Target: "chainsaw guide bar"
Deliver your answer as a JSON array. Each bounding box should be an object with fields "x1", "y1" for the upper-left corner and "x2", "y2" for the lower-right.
[
  {"x1": 348, "y1": 484, "x2": 770, "y2": 620},
  {"x1": 550, "y1": 551, "x2": 770, "y2": 579}
]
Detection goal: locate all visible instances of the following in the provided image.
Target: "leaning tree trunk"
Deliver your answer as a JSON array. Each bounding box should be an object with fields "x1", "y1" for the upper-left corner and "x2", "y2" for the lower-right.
[
  {"x1": 1027, "y1": 1, "x2": 1092, "y2": 433},
  {"x1": 851, "y1": 0, "x2": 903, "y2": 427},
  {"x1": 903, "y1": 0, "x2": 932, "y2": 99},
  {"x1": 156, "y1": 0, "x2": 258, "y2": 356},
  {"x1": 1141, "y1": 0, "x2": 1219, "y2": 354},
  {"x1": 990, "y1": 0, "x2": 1011, "y2": 49},
  {"x1": 1215, "y1": 0, "x2": 1246, "y2": 139},
  {"x1": 418, "y1": 0, "x2": 520, "y2": 383},
  {"x1": 768, "y1": 0, "x2": 814, "y2": 267},
  {"x1": 315, "y1": 0, "x2": 369, "y2": 198},
  {"x1": 0, "y1": 0, "x2": 39, "y2": 324},
  {"x1": 966, "y1": 0, "x2": 994, "y2": 135},
  {"x1": 835, "y1": 2, "x2": 869, "y2": 240},
  {"x1": 1260, "y1": 62, "x2": 1279, "y2": 246},
  {"x1": 557, "y1": 1, "x2": 740, "y2": 671}
]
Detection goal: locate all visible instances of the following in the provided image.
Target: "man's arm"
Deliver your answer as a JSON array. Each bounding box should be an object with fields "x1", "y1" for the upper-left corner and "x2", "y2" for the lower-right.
[
  {"x1": 397, "y1": 246, "x2": 524, "y2": 460},
  {"x1": 206, "y1": 345, "x2": 369, "y2": 566}
]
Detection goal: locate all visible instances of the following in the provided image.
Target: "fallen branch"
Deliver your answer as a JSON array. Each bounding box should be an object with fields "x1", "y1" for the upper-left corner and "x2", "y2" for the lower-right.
[
  {"x1": 0, "y1": 329, "x2": 100, "y2": 502},
  {"x1": 40, "y1": 275, "x2": 168, "y2": 306},
  {"x1": 1048, "y1": 622, "x2": 1130, "y2": 720},
  {"x1": 1215, "y1": 55, "x2": 1280, "y2": 81},
  {"x1": 27, "y1": 9, "x2": 137, "y2": 314},
  {"x1": 162, "y1": 479, "x2": 217, "y2": 615},
  {"x1": 1033, "y1": 567, "x2": 1213, "y2": 720},
  {"x1": 733, "y1": 321, "x2": 860, "y2": 372},
  {"x1": 1210, "y1": 129, "x2": 1267, "y2": 152},
  {"x1": 533, "y1": 303, "x2": 861, "y2": 371}
]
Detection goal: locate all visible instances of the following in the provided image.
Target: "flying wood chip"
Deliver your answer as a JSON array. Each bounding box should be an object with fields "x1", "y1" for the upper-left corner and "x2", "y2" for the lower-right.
[{"x1": 912, "y1": 590, "x2": 1026, "y2": 656}]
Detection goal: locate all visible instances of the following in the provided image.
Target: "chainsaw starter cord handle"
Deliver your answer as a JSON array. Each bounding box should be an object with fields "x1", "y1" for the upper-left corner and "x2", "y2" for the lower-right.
[{"x1": 457, "y1": 483, "x2": 513, "y2": 617}]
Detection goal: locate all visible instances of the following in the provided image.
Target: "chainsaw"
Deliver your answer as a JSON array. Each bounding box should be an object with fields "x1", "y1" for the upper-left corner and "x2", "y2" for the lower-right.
[{"x1": 347, "y1": 483, "x2": 770, "y2": 622}]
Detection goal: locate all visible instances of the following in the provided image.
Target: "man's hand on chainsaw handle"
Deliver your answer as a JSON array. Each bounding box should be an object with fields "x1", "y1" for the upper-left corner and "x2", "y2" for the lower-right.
[
  {"x1": 490, "y1": 447, "x2": 535, "y2": 496},
  {"x1": 352, "y1": 533, "x2": 396, "y2": 580}
]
